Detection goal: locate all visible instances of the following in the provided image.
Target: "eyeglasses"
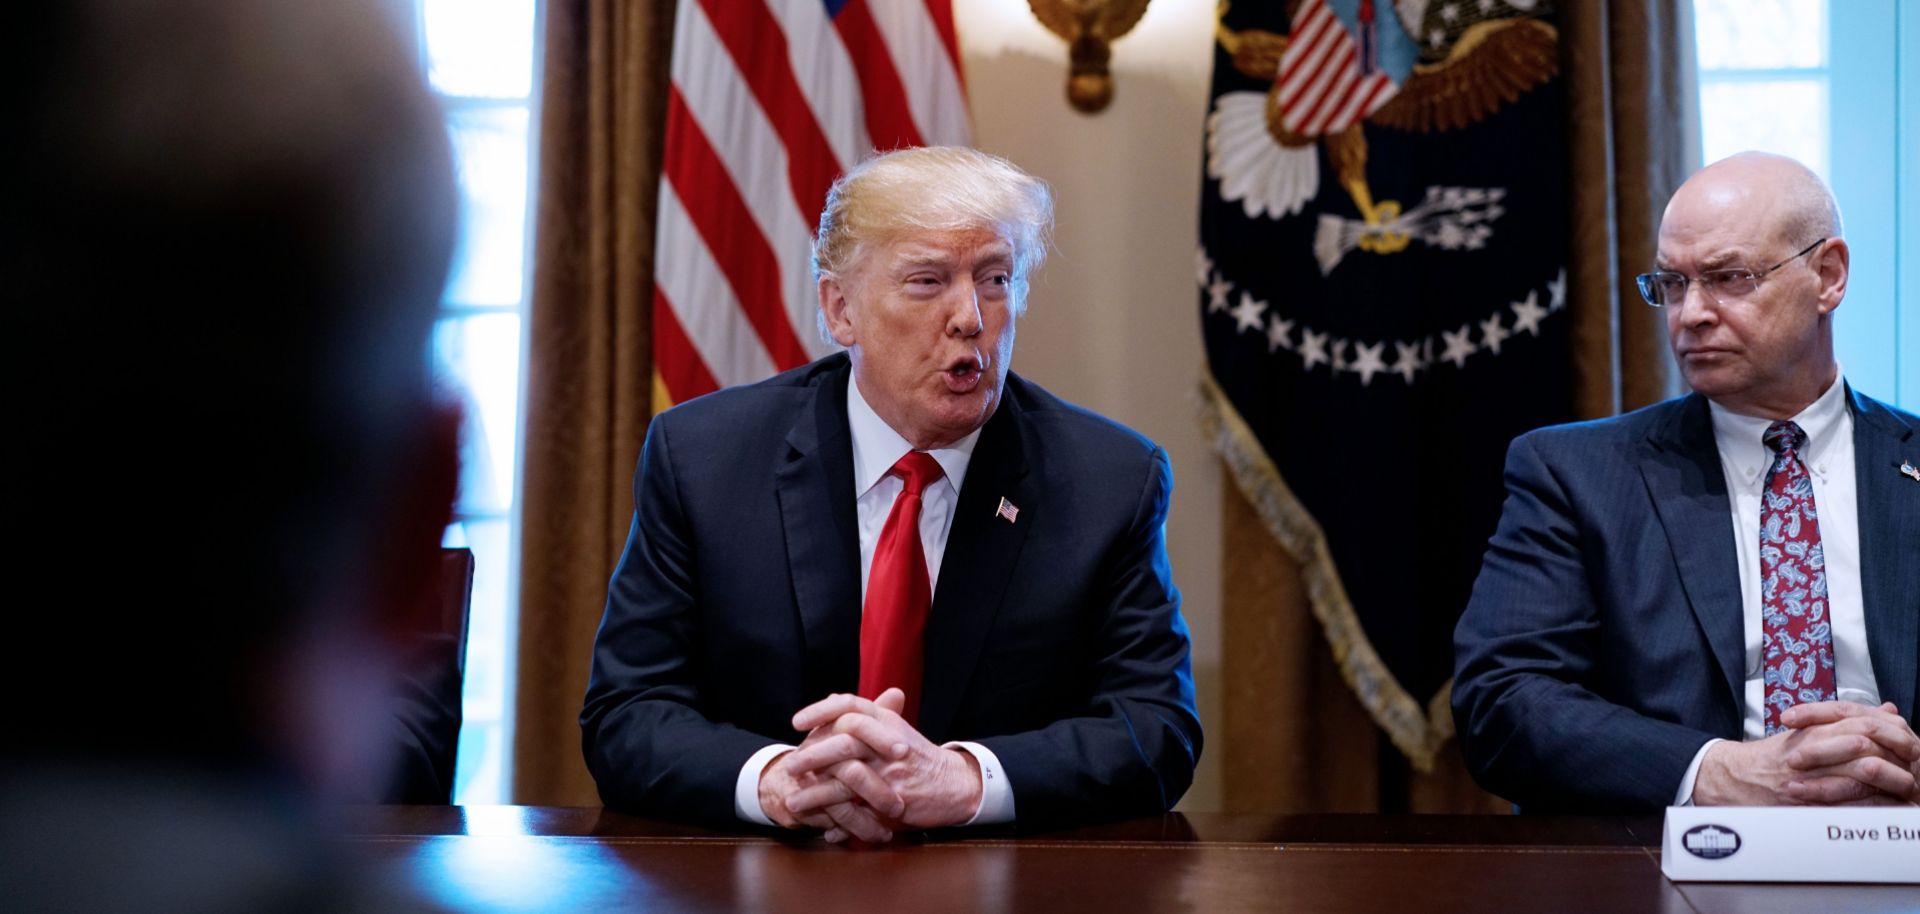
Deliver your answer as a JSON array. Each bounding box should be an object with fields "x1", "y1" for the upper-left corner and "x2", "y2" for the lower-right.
[{"x1": 1635, "y1": 237, "x2": 1828, "y2": 308}]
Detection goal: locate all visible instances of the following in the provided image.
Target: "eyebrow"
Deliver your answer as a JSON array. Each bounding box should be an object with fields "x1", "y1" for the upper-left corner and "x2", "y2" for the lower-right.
[
  {"x1": 1696, "y1": 249, "x2": 1747, "y2": 271},
  {"x1": 891, "y1": 244, "x2": 1015, "y2": 269},
  {"x1": 895, "y1": 250, "x2": 956, "y2": 268},
  {"x1": 1655, "y1": 248, "x2": 1750, "y2": 272}
]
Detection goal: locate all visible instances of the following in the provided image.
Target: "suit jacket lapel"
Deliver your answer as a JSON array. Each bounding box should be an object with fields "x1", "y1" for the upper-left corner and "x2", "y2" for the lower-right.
[
  {"x1": 1848, "y1": 387, "x2": 1919, "y2": 718},
  {"x1": 1641, "y1": 394, "x2": 1746, "y2": 715},
  {"x1": 775, "y1": 363, "x2": 863, "y2": 701},
  {"x1": 917, "y1": 395, "x2": 1034, "y2": 741}
]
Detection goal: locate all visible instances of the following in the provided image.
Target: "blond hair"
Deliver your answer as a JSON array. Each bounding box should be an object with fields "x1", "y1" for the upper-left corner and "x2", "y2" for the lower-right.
[{"x1": 812, "y1": 146, "x2": 1053, "y2": 339}]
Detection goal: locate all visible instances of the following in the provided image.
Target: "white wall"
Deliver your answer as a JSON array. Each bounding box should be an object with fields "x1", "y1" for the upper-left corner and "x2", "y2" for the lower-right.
[{"x1": 957, "y1": 0, "x2": 1224, "y2": 812}]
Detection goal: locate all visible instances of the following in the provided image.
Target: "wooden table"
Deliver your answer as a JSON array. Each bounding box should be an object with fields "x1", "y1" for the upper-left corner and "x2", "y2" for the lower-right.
[{"x1": 337, "y1": 807, "x2": 1920, "y2": 913}]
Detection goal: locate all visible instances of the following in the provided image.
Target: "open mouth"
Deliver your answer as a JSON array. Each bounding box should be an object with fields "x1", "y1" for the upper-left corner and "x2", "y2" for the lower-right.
[{"x1": 943, "y1": 357, "x2": 982, "y2": 393}]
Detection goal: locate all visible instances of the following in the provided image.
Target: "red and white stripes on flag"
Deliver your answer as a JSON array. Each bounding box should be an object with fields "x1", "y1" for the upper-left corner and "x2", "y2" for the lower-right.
[
  {"x1": 1274, "y1": 0, "x2": 1399, "y2": 137},
  {"x1": 653, "y1": 0, "x2": 971, "y2": 407}
]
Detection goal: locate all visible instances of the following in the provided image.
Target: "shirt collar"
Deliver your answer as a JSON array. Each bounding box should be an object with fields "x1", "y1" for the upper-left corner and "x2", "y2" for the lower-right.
[
  {"x1": 846, "y1": 375, "x2": 979, "y2": 498},
  {"x1": 1707, "y1": 370, "x2": 1850, "y2": 483}
]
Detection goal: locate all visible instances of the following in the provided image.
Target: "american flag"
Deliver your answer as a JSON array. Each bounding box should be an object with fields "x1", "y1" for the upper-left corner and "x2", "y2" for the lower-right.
[
  {"x1": 1273, "y1": 0, "x2": 1398, "y2": 137},
  {"x1": 653, "y1": 0, "x2": 972, "y2": 407}
]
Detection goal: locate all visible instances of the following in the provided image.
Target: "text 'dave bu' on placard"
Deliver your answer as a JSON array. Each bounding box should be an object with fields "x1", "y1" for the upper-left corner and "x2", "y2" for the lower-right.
[{"x1": 1662, "y1": 806, "x2": 1920, "y2": 883}]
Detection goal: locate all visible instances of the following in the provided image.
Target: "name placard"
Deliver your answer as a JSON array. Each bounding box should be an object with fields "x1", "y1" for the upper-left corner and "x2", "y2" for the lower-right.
[{"x1": 1662, "y1": 806, "x2": 1920, "y2": 883}]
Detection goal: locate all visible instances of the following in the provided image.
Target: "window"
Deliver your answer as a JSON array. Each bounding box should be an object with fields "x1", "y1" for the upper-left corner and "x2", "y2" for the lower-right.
[
  {"x1": 1693, "y1": 0, "x2": 1918, "y2": 407},
  {"x1": 415, "y1": 0, "x2": 541, "y2": 804}
]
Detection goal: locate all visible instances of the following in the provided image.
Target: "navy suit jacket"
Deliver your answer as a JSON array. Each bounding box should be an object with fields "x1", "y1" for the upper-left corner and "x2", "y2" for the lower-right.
[
  {"x1": 1453, "y1": 388, "x2": 1919, "y2": 812},
  {"x1": 582, "y1": 354, "x2": 1201, "y2": 829}
]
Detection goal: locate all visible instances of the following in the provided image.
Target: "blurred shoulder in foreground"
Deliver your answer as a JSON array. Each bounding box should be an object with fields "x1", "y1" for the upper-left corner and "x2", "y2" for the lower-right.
[{"x1": 3, "y1": 0, "x2": 463, "y2": 910}]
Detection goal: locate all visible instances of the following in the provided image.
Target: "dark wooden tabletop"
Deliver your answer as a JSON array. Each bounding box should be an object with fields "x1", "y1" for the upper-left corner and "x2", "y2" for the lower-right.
[{"x1": 334, "y1": 807, "x2": 1920, "y2": 914}]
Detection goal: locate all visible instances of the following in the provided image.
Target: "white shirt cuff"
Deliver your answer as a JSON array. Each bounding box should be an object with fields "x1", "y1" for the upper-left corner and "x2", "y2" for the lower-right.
[
  {"x1": 946, "y1": 741, "x2": 1015, "y2": 825},
  {"x1": 734, "y1": 743, "x2": 797, "y2": 826},
  {"x1": 1675, "y1": 739, "x2": 1723, "y2": 806}
]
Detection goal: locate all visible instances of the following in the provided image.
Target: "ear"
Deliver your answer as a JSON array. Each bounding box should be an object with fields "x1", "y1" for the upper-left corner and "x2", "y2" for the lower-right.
[
  {"x1": 264, "y1": 398, "x2": 460, "y2": 799},
  {"x1": 1811, "y1": 237, "x2": 1849, "y2": 316},
  {"x1": 820, "y1": 274, "x2": 858, "y2": 348},
  {"x1": 370, "y1": 397, "x2": 462, "y2": 640}
]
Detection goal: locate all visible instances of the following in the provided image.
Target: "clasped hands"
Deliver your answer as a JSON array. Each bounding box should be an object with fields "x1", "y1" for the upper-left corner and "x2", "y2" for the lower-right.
[
  {"x1": 1698, "y1": 700, "x2": 1920, "y2": 806},
  {"x1": 757, "y1": 687, "x2": 983, "y2": 843}
]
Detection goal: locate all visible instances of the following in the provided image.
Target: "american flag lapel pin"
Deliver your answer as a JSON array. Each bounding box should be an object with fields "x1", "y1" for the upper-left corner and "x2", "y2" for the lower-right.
[
  {"x1": 1901, "y1": 461, "x2": 1920, "y2": 483},
  {"x1": 995, "y1": 496, "x2": 1019, "y2": 524}
]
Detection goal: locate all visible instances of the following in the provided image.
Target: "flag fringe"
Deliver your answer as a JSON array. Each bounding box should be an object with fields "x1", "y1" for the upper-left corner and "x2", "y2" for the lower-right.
[{"x1": 1198, "y1": 371, "x2": 1453, "y2": 772}]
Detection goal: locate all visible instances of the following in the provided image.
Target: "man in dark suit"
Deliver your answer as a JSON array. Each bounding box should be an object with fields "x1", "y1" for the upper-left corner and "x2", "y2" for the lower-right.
[
  {"x1": 583, "y1": 147, "x2": 1201, "y2": 841},
  {"x1": 1454, "y1": 152, "x2": 1919, "y2": 812}
]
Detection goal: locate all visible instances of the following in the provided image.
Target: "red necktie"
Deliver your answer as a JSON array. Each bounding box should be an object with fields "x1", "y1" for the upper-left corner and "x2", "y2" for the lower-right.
[
  {"x1": 1760, "y1": 420, "x2": 1836, "y2": 735},
  {"x1": 859, "y1": 451, "x2": 945, "y2": 724}
]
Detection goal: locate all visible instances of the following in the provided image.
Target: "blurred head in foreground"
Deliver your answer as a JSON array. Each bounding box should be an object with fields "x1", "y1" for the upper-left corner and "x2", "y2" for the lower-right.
[{"x1": 5, "y1": 0, "x2": 458, "y2": 811}]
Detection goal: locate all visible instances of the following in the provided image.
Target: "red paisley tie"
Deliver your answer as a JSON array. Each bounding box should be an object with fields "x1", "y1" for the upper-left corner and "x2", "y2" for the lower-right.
[{"x1": 1760, "y1": 420, "x2": 1836, "y2": 735}]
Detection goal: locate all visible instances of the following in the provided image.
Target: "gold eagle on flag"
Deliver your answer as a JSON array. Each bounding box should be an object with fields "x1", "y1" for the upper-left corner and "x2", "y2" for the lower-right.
[{"x1": 1209, "y1": 0, "x2": 1556, "y2": 253}]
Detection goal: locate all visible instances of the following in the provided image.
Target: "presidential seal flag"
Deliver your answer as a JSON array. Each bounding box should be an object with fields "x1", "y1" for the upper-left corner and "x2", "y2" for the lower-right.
[{"x1": 1198, "y1": 0, "x2": 1573, "y2": 770}]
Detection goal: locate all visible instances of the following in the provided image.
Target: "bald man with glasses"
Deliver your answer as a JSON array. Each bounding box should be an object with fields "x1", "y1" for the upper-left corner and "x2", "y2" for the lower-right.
[{"x1": 1453, "y1": 152, "x2": 1919, "y2": 812}]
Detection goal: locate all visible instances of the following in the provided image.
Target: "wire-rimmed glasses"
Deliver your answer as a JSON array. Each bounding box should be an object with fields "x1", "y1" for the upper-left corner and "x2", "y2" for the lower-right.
[{"x1": 1635, "y1": 237, "x2": 1828, "y2": 308}]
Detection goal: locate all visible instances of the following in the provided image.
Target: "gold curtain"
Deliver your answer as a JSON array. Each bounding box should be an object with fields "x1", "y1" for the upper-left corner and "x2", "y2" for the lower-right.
[
  {"x1": 1218, "y1": 0, "x2": 1695, "y2": 815},
  {"x1": 1565, "y1": 0, "x2": 1697, "y2": 419},
  {"x1": 510, "y1": 0, "x2": 675, "y2": 806}
]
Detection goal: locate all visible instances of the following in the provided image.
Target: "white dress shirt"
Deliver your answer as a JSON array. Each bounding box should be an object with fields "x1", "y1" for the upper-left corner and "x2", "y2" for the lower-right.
[
  {"x1": 1675, "y1": 374, "x2": 1882, "y2": 803},
  {"x1": 734, "y1": 378, "x2": 1016, "y2": 826}
]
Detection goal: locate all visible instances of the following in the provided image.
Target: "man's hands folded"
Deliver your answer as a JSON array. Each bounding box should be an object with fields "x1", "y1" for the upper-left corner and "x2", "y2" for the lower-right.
[
  {"x1": 758, "y1": 688, "x2": 984, "y2": 843},
  {"x1": 1696, "y1": 701, "x2": 1920, "y2": 806}
]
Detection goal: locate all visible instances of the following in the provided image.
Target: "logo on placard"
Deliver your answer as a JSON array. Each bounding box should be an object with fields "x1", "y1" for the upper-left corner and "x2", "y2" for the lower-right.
[{"x1": 1681, "y1": 824, "x2": 1742, "y2": 860}]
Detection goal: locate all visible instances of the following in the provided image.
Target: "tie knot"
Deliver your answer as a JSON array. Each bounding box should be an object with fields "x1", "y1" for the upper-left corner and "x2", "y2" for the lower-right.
[
  {"x1": 890, "y1": 451, "x2": 945, "y2": 495},
  {"x1": 1762, "y1": 420, "x2": 1807, "y2": 457}
]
